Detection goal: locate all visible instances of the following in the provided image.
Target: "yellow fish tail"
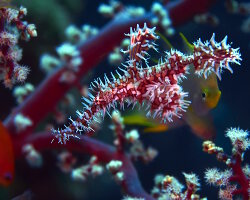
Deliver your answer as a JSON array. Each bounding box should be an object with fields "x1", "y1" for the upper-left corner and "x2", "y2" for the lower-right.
[{"x1": 143, "y1": 124, "x2": 168, "y2": 133}]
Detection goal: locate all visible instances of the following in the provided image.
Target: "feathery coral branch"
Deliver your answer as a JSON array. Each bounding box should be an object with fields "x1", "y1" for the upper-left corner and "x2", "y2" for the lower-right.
[{"x1": 0, "y1": 6, "x2": 37, "y2": 88}]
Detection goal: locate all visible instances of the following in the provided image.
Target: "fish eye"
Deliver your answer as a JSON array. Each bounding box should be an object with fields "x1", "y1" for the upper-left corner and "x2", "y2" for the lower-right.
[
  {"x1": 201, "y1": 92, "x2": 206, "y2": 99},
  {"x1": 4, "y1": 172, "x2": 12, "y2": 181}
]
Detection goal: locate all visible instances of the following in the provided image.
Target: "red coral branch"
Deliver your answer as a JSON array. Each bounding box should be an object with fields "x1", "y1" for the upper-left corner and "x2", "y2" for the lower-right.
[
  {"x1": 13, "y1": 132, "x2": 154, "y2": 200},
  {"x1": 230, "y1": 154, "x2": 249, "y2": 200},
  {"x1": 203, "y1": 128, "x2": 249, "y2": 200},
  {"x1": 166, "y1": 0, "x2": 217, "y2": 26}
]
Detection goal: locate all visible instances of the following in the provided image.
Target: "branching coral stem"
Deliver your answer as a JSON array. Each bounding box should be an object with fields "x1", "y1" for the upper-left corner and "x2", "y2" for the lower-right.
[
  {"x1": 230, "y1": 155, "x2": 249, "y2": 200},
  {"x1": 13, "y1": 132, "x2": 154, "y2": 200},
  {"x1": 167, "y1": 0, "x2": 217, "y2": 26}
]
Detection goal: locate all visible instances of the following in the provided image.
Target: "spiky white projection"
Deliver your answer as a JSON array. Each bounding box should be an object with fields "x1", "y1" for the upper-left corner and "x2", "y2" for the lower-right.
[{"x1": 52, "y1": 23, "x2": 241, "y2": 144}]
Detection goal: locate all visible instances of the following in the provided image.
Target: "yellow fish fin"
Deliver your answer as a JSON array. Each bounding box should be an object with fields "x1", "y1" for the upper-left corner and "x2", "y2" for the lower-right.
[
  {"x1": 151, "y1": 57, "x2": 159, "y2": 64},
  {"x1": 123, "y1": 114, "x2": 156, "y2": 127},
  {"x1": 179, "y1": 32, "x2": 194, "y2": 52},
  {"x1": 156, "y1": 31, "x2": 174, "y2": 50},
  {"x1": 187, "y1": 105, "x2": 193, "y2": 112},
  {"x1": 143, "y1": 124, "x2": 168, "y2": 133},
  {"x1": 184, "y1": 108, "x2": 216, "y2": 140}
]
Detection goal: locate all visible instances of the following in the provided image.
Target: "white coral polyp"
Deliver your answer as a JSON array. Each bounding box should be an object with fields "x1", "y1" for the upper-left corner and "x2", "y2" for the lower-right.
[{"x1": 226, "y1": 127, "x2": 249, "y2": 151}]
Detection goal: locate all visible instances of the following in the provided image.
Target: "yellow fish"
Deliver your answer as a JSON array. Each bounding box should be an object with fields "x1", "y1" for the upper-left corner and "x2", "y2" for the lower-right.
[
  {"x1": 183, "y1": 106, "x2": 216, "y2": 140},
  {"x1": 182, "y1": 67, "x2": 221, "y2": 116},
  {"x1": 123, "y1": 33, "x2": 221, "y2": 140},
  {"x1": 123, "y1": 73, "x2": 220, "y2": 140},
  {"x1": 123, "y1": 109, "x2": 184, "y2": 132},
  {"x1": 179, "y1": 32, "x2": 221, "y2": 115},
  {"x1": 0, "y1": 121, "x2": 14, "y2": 187}
]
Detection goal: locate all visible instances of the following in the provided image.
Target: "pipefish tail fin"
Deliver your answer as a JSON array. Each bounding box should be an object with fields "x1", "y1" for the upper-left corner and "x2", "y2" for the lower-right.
[{"x1": 179, "y1": 32, "x2": 194, "y2": 52}]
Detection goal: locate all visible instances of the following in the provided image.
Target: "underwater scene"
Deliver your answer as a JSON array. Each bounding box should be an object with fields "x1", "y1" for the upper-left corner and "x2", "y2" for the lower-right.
[{"x1": 0, "y1": 0, "x2": 249, "y2": 199}]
